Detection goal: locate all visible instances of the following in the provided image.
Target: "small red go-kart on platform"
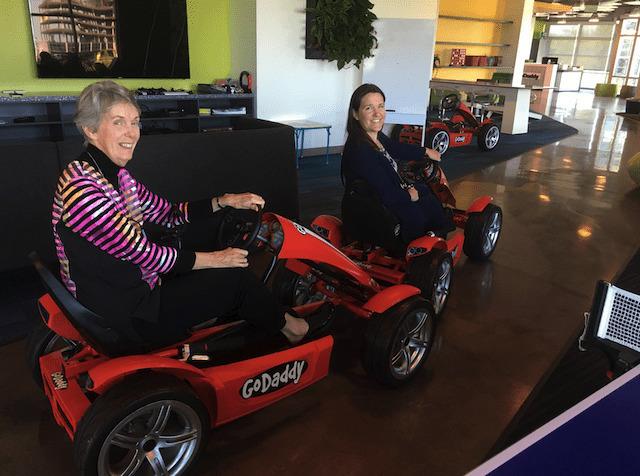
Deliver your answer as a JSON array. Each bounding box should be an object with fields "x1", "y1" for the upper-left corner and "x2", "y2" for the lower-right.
[
  {"x1": 273, "y1": 157, "x2": 503, "y2": 325},
  {"x1": 27, "y1": 201, "x2": 456, "y2": 475},
  {"x1": 394, "y1": 93, "x2": 501, "y2": 155}
]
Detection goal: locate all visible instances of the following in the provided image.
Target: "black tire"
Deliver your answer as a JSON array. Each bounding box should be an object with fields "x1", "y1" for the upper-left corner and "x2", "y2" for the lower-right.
[
  {"x1": 25, "y1": 318, "x2": 75, "y2": 389},
  {"x1": 270, "y1": 260, "x2": 316, "y2": 307},
  {"x1": 463, "y1": 204, "x2": 503, "y2": 260},
  {"x1": 405, "y1": 249, "x2": 453, "y2": 316},
  {"x1": 477, "y1": 123, "x2": 500, "y2": 151},
  {"x1": 74, "y1": 373, "x2": 209, "y2": 476},
  {"x1": 362, "y1": 296, "x2": 436, "y2": 387},
  {"x1": 426, "y1": 128, "x2": 450, "y2": 155}
]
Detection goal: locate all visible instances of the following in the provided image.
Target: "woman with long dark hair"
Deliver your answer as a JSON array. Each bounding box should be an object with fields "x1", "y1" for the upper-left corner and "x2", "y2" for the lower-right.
[{"x1": 342, "y1": 83, "x2": 449, "y2": 241}]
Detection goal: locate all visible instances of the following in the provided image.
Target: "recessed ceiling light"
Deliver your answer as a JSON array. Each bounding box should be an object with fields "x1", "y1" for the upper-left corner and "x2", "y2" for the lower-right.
[{"x1": 625, "y1": 1, "x2": 640, "y2": 5}]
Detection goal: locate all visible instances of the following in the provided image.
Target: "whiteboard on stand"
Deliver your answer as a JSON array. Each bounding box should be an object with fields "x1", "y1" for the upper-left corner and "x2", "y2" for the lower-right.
[{"x1": 362, "y1": 18, "x2": 435, "y2": 127}]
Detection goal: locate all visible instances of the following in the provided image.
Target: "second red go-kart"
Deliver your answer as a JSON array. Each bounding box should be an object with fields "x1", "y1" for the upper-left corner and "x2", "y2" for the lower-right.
[
  {"x1": 394, "y1": 93, "x2": 501, "y2": 155},
  {"x1": 272, "y1": 157, "x2": 503, "y2": 325},
  {"x1": 27, "y1": 201, "x2": 445, "y2": 475}
]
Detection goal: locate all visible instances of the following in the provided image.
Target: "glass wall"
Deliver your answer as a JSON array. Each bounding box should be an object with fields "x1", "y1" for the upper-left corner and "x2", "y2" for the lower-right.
[
  {"x1": 544, "y1": 22, "x2": 615, "y2": 89},
  {"x1": 611, "y1": 19, "x2": 640, "y2": 87}
]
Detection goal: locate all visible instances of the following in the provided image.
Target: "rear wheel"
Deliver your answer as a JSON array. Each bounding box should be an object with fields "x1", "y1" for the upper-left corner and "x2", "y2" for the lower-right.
[
  {"x1": 477, "y1": 123, "x2": 500, "y2": 151},
  {"x1": 74, "y1": 373, "x2": 209, "y2": 476},
  {"x1": 25, "y1": 318, "x2": 75, "y2": 388},
  {"x1": 362, "y1": 296, "x2": 436, "y2": 387},
  {"x1": 405, "y1": 249, "x2": 453, "y2": 316},
  {"x1": 426, "y1": 129, "x2": 450, "y2": 155},
  {"x1": 463, "y1": 204, "x2": 502, "y2": 260},
  {"x1": 270, "y1": 261, "x2": 317, "y2": 306}
]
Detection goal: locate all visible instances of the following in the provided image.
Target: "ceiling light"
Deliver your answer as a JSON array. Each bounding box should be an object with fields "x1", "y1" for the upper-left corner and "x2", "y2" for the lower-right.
[{"x1": 625, "y1": 1, "x2": 640, "y2": 5}]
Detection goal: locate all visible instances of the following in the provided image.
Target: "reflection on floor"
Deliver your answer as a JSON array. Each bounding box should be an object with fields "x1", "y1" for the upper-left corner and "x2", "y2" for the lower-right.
[{"x1": 1, "y1": 91, "x2": 639, "y2": 476}]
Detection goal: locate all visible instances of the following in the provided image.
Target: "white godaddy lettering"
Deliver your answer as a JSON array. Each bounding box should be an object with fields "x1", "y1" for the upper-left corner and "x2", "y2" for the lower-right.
[{"x1": 241, "y1": 360, "x2": 307, "y2": 399}]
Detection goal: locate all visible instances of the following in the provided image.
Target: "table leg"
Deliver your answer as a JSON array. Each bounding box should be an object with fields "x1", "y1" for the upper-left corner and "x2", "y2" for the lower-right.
[
  {"x1": 300, "y1": 130, "x2": 305, "y2": 164},
  {"x1": 325, "y1": 127, "x2": 331, "y2": 165}
]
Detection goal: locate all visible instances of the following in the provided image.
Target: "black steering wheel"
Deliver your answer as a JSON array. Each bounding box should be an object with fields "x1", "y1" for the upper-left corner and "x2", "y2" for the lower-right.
[
  {"x1": 440, "y1": 93, "x2": 460, "y2": 111},
  {"x1": 217, "y1": 207, "x2": 263, "y2": 250}
]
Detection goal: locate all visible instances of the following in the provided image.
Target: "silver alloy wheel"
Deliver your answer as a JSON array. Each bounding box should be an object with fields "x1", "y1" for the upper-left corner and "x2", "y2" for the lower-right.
[
  {"x1": 97, "y1": 400, "x2": 202, "y2": 476},
  {"x1": 389, "y1": 309, "x2": 432, "y2": 378},
  {"x1": 432, "y1": 130, "x2": 450, "y2": 153},
  {"x1": 432, "y1": 259, "x2": 452, "y2": 314},
  {"x1": 484, "y1": 125, "x2": 500, "y2": 149},
  {"x1": 483, "y1": 209, "x2": 502, "y2": 254}
]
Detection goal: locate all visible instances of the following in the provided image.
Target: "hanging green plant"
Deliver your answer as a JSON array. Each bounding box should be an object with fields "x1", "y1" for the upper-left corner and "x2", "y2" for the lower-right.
[{"x1": 307, "y1": 0, "x2": 378, "y2": 70}]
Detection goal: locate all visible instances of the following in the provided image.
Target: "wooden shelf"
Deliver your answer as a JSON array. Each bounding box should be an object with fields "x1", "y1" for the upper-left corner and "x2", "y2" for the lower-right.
[
  {"x1": 439, "y1": 15, "x2": 513, "y2": 24},
  {"x1": 438, "y1": 66, "x2": 512, "y2": 69},
  {"x1": 436, "y1": 41, "x2": 511, "y2": 47}
]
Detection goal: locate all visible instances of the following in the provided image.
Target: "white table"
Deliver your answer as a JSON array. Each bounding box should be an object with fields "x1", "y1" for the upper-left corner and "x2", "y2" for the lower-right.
[
  {"x1": 279, "y1": 120, "x2": 332, "y2": 167},
  {"x1": 430, "y1": 79, "x2": 532, "y2": 134}
]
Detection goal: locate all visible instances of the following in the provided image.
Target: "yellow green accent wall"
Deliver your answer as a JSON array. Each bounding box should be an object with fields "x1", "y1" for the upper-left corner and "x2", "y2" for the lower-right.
[
  {"x1": 434, "y1": 0, "x2": 512, "y2": 82},
  {"x1": 0, "y1": 0, "x2": 231, "y2": 92}
]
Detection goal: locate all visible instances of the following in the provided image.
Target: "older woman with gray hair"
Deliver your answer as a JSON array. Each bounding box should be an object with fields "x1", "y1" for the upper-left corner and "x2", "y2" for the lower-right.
[{"x1": 52, "y1": 80, "x2": 324, "y2": 348}]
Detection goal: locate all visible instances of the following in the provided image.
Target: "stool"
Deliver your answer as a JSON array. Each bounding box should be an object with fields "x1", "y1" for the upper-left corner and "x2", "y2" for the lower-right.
[
  {"x1": 620, "y1": 85, "x2": 637, "y2": 99},
  {"x1": 594, "y1": 83, "x2": 619, "y2": 97}
]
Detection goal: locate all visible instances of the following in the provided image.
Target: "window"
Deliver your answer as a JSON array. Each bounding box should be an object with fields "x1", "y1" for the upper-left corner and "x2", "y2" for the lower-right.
[
  {"x1": 544, "y1": 22, "x2": 615, "y2": 89},
  {"x1": 611, "y1": 19, "x2": 640, "y2": 86}
]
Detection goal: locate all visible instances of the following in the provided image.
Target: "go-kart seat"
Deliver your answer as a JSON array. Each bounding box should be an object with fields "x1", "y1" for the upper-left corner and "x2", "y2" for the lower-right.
[
  {"x1": 341, "y1": 180, "x2": 406, "y2": 256},
  {"x1": 30, "y1": 253, "x2": 153, "y2": 357}
]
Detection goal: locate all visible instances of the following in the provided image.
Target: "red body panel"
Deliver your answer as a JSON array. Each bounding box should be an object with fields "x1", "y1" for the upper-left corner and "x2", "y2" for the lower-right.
[
  {"x1": 310, "y1": 215, "x2": 344, "y2": 248},
  {"x1": 268, "y1": 213, "x2": 378, "y2": 290},
  {"x1": 467, "y1": 195, "x2": 493, "y2": 213},
  {"x1": 363, "y1": 285, "x2": 421, "y2": 314}
]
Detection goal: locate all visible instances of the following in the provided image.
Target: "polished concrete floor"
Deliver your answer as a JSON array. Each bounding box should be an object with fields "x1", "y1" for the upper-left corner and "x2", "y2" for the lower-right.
[{"x1": 1, "y1": 92, "x2": 639, "y2": 475}]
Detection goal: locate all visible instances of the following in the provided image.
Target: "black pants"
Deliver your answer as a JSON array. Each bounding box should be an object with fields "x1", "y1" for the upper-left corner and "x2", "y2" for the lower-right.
[{"x1": 136, "y1": 213, "x2": 287, "y2": 346}]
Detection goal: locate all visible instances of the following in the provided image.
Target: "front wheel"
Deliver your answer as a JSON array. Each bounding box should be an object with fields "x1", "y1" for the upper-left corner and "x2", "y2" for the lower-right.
[
  {"x1": 463, "y1": 204, "x2": 502, "y2": 260},
  {"x1": 477, "y1": 123, "x2": 500, "y2": 151},
  {"x1": 426, "y1": 129, "x2": 450, "y2": 155},
  {"x1": 362, "y1": 296, "x2": 436, "y2": 387},
  {"x1": 74, "y1": 373, "x2": 209, "y2": 476},
  {"x1": 405, "y1": 249, "x2": 453, "y2": 316}
]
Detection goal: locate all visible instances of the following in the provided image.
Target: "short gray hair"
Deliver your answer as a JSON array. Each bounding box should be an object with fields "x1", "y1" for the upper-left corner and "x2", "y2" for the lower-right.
[{"x1": 75, "y1": 80, "x2": 140, "y2": 138}]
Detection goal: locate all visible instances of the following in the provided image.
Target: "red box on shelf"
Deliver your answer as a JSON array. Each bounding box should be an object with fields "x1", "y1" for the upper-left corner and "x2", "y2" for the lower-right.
[{"x1": 450, "y1": 48, "x2": 466, "y2": 66}]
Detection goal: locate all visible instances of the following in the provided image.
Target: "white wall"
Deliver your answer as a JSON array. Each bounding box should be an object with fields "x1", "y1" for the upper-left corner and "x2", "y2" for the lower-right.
[{"x1": 255, "y1": 0, "x2": 439, "y2": 149}]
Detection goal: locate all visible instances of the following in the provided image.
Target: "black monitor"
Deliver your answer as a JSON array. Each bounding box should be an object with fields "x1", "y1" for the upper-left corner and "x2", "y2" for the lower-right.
[
  {"x1": 27, "y1": 0, "x2": 190, "y2": 79},
  {"x1": 542, "y1": 57, "x2": 559, "y2": 65}
]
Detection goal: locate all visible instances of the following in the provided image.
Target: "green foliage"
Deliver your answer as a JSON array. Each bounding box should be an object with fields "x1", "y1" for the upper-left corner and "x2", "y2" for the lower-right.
[{"x1": 308, "y1": 0, "x2": 378, "y2": 70}]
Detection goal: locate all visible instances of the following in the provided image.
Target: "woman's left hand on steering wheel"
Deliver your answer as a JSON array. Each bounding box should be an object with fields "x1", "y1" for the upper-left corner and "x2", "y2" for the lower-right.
[
  {"x1": 425, "y1": 148, "x2": 441, "y2": 162},
  {"x1": 217, "y1": 193, "x2": 265, "y2": 211}
]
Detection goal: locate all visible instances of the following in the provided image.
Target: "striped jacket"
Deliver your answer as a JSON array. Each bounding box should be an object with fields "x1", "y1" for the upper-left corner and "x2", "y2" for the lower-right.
[{"x1": 52, "y1": 146, "x2": 195, "y2": 301}]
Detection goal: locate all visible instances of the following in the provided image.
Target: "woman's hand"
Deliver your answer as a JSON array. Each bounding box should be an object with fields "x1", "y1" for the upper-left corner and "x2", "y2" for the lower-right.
[
  {"x1": 215, "y1": 192, "x2": 265, "y2": 211},
  {"x1": 425, "y1": 148, "x2": 441, "y2": 162},
  {"x1": 193, "y1": 248, "x2": 249, "y2": 269},
  {"x1": 408, "y1": 186, "x2": 419, "y2": 202}
]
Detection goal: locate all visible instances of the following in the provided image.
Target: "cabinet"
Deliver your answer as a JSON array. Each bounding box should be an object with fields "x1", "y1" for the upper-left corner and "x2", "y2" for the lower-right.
[{"x1": 0, "y1": 93, "x2": 256, "y2": 143}]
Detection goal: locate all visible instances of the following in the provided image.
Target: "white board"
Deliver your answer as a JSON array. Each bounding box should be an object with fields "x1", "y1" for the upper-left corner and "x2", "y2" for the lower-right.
[{"x1": 362, "y1": 18, "x2": 435, "y2": 126}]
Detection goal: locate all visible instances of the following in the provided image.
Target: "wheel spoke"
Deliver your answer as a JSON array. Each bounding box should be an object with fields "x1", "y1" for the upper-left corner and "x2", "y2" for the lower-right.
[
  {"x1": 406, "y1": 312, "x2": 427, "y2": 336},
  {"x1": 408, "y1": 336, "x2": 429, "y2": 349},
  {"x1": 146, "y1": 448, "x2": 169, "y2": 476},
  {"x1": 149, "y1": 404, "x2": 172, "y2": 434},
  {"x1": 111, "y1": 431, "x2": 140, "y2": 449},
  {"x1": 120, "y1": 449, "x2": 147, "y2": 476},
  {"x1": 158, "y1": 429, "x2": 199, "y2": 448},
  {"x1": 391, "y1": 347, "x2": 410, "y2": 375}
]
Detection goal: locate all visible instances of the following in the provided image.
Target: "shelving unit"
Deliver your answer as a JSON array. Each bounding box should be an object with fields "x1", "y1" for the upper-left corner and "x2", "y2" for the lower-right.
[
  {"x1": 439, "y1": 15, "x2": 513, "y2": 24},
  {"x1": 0, "y1": 93, "x2": 256, "y2": 143}
]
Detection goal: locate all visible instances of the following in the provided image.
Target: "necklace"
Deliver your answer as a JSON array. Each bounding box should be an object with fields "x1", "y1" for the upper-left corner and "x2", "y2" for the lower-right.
[{"x1": 86, "y1": 151, "x2": 105, "y2": 178}]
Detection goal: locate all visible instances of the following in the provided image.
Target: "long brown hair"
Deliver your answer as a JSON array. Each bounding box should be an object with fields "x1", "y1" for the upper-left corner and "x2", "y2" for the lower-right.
[{"x1": 346, "y1": 83, "x2": 386, "y2": 149}]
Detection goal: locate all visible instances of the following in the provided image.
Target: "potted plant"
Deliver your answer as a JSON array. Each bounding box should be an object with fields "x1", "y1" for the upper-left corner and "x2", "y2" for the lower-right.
[{"x1": 306, "y1": 0, "x2": 378, "y2": 70}]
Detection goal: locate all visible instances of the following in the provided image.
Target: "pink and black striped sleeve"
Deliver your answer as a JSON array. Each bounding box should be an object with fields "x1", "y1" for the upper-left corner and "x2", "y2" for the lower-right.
[
  {"x1": 59, "y1": 169, "x2": 184, "y2": 275},
  {"x1": 126, "y1": 172, "x2": 214, "y2": 227}
]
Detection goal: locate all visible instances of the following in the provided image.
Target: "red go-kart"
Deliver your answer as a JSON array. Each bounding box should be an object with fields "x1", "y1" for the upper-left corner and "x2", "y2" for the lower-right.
[
  {"x1": 273, "y1": 157, "x2": 502, "y2": 323},
  {"x1": 395, "y1": 93, "x2": 501, "y2": 155},
  {"x1": 27, "y1": 203, "x2": 443, "y2": 475}
]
